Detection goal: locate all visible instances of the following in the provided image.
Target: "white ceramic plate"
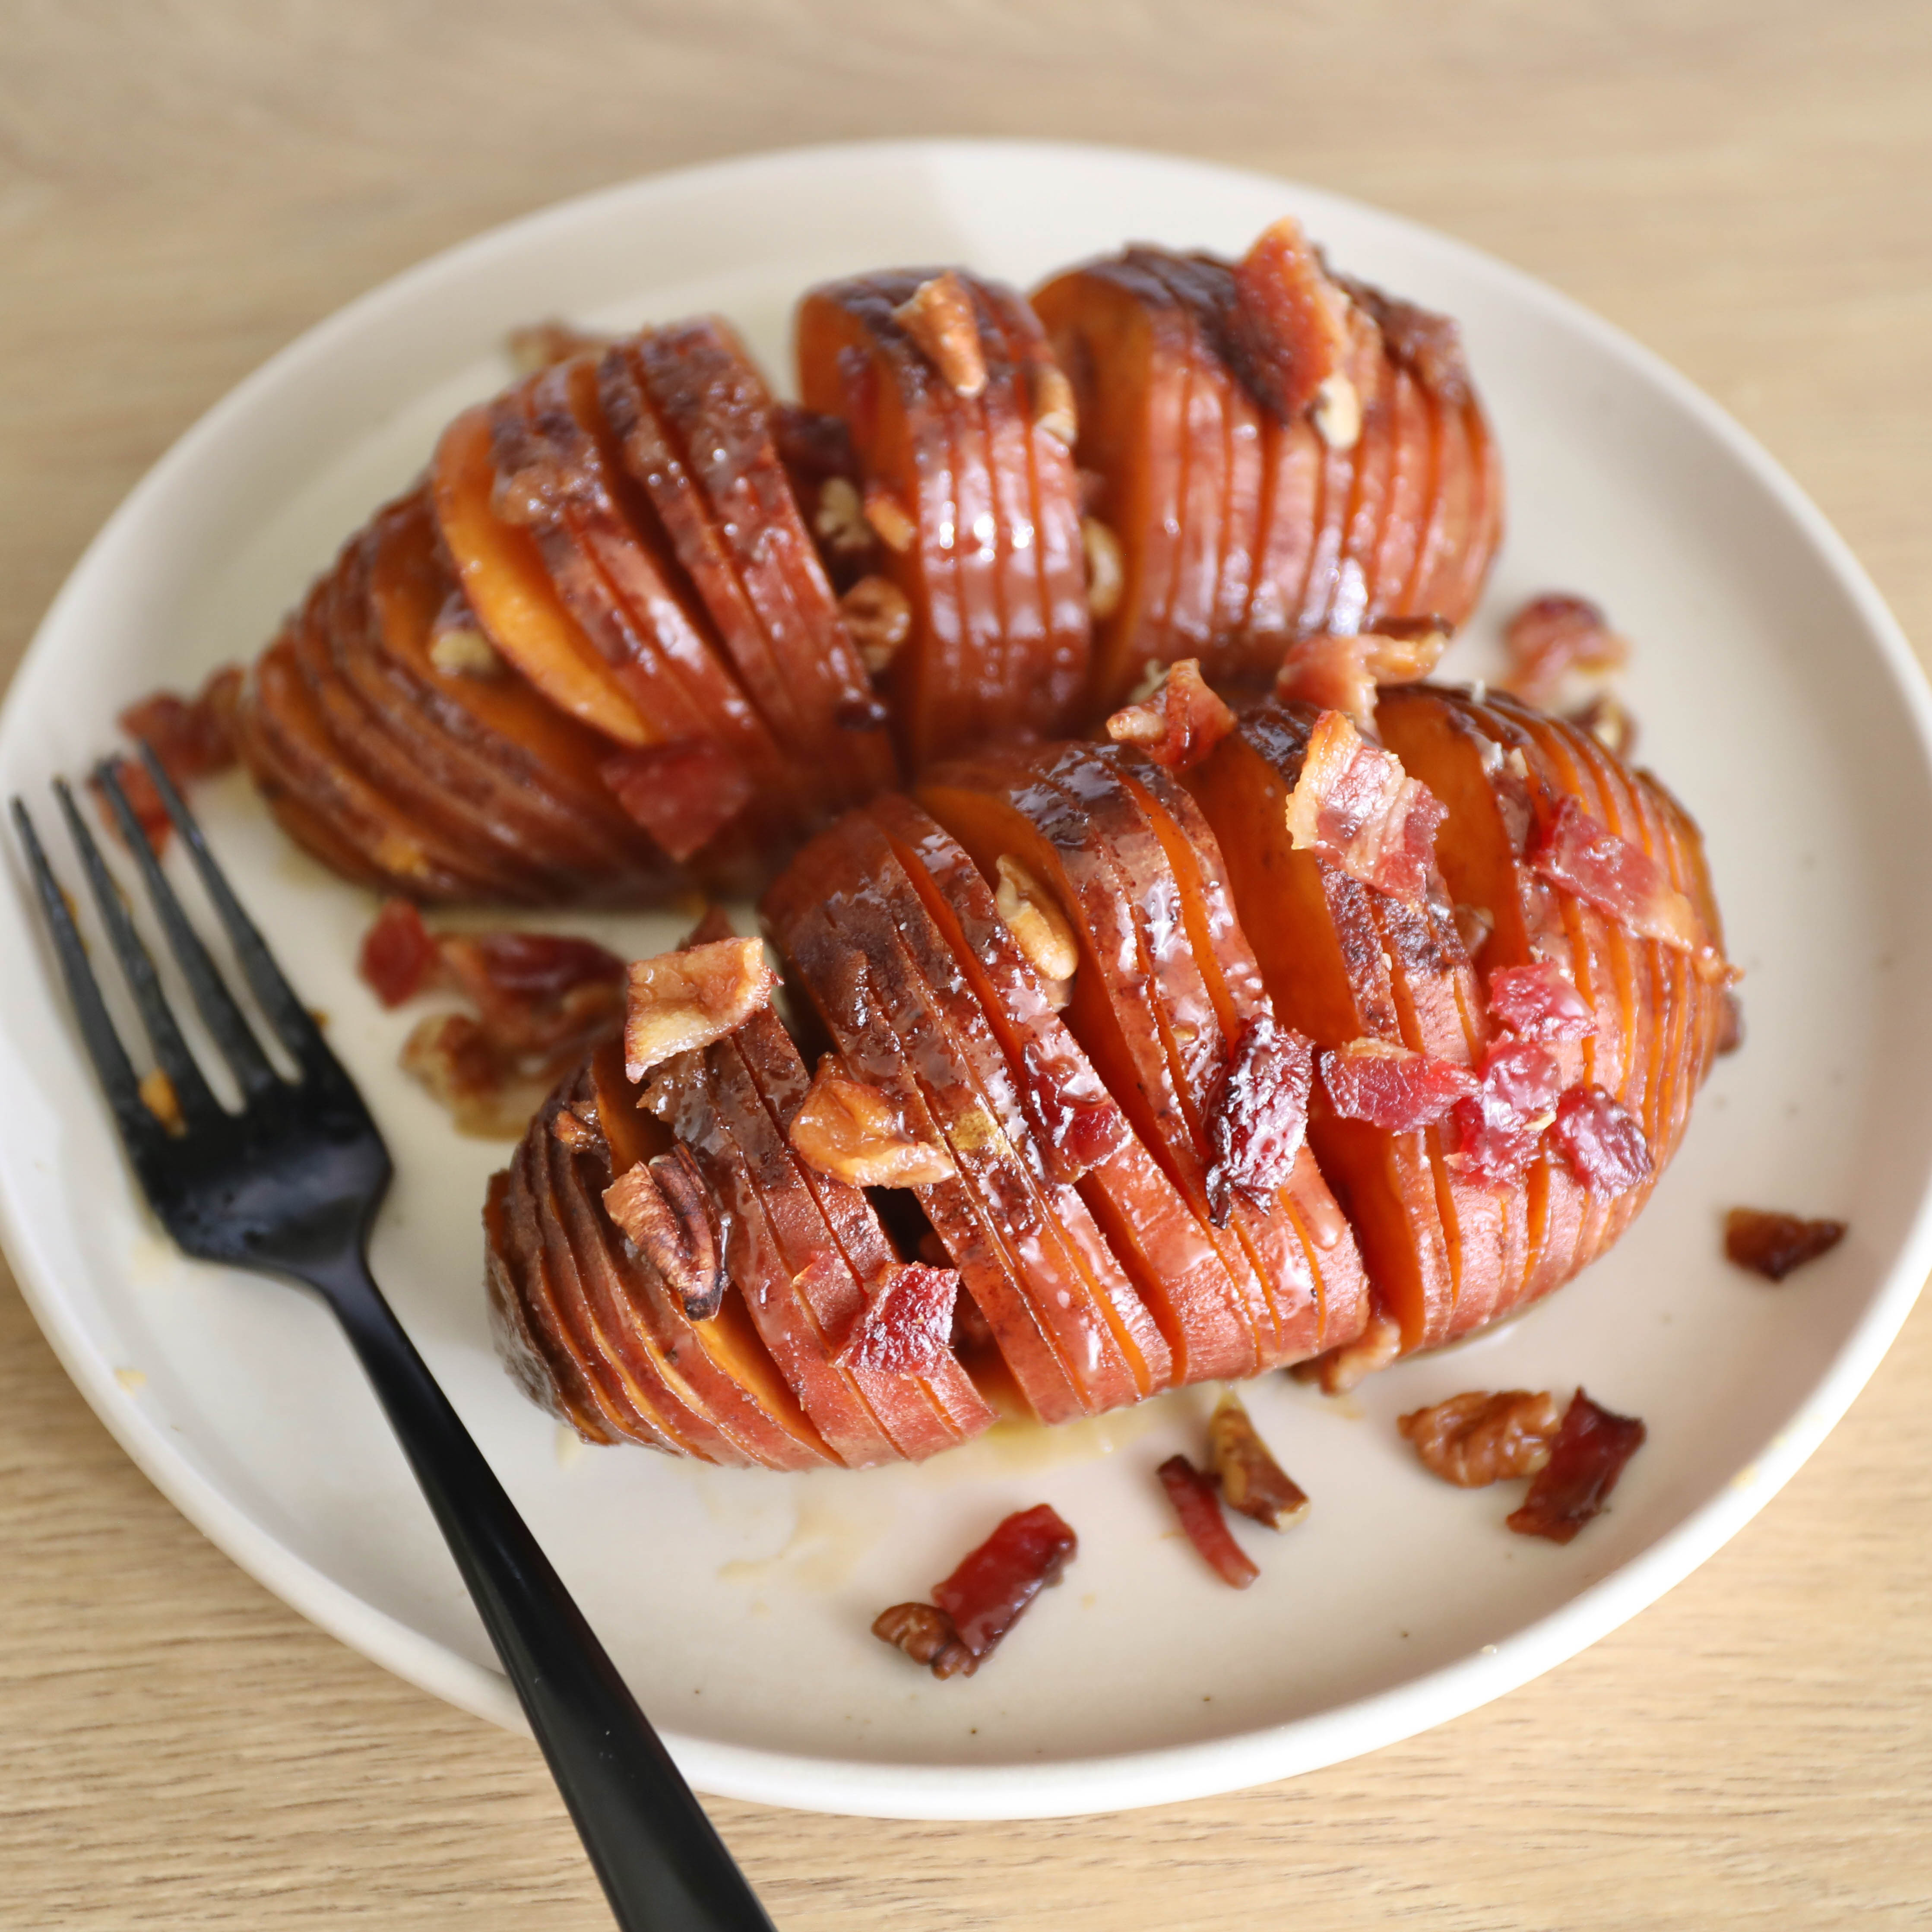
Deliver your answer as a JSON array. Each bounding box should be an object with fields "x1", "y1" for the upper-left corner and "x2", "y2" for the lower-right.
[{"x1": 4, "y1": 139, "x2": 1929, "y2": 1822}]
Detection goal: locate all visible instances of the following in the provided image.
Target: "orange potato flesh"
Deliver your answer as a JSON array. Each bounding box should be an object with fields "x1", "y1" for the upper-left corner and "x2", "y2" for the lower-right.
[
  {"x1": 431, "y1": 405, "x2": 652, "y2": 747},
  {"x1": 868, "y1": 792, "x2": 1261, "y2": 1387}
]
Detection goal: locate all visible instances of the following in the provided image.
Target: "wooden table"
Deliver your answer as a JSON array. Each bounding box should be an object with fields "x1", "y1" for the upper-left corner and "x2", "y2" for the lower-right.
[{"x1": 5, "y1": 4, "x2": 1929, "y2": 1924}]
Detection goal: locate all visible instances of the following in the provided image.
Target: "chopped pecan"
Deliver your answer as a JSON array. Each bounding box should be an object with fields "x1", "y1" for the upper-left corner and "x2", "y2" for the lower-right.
[
  {"x1": 1507, "y1": 1389, "x2": 1646, "y2": 1543},
  {"x1": 1568, "y1": 691, "x2": 1637, "y2": 760},
  {"x1": 1081, "y1": 516, "x2": 1124, "y2": 618},
  {"x1": 813, "y1": 475, "x2": 874, "y2": 558},
  {"x1": 1208, "y1": 1390, "x2": 1309, "y2": 1529},
  {"x1": 1398, "y1": 1390, "x2": 1562, "y2": 1487},
  {"x1": 1291, "y1": 1309, "x2": 1403, "y2": 1394},
  {"x1": 839, "y1": 574, "x2": 913, "y2": 675},
  {"x1": 400, "y1": 1012, "x2": 551, "y2": 1138},
  {"x1": 602, "y1": 1145, "x2": 725, "y2": 1321},
  {"x1": 1716, "y1": 988, "x2": 1745, "y2": 1056},
  {"x1": 1032, "y1": 361, "x2": 1078, "y2": 444},
  {"x1": 994, "y1": 855, "x2": 1079, "y2": 1002},
  {"x1": 1157, "y1": 1454, "x2": 1259, "y2": 1588},
  {"x1": 863, "y1": 484, "x2": 918, "y2": 554},
  {"x1": 623, "y1": 936, "x2": 777, "y2": 1082},
  {"x1": 1105, "y1": 658, "x2": 1237, "y2": 773},
  {"x1": 1311, "y1": 371, "x2": 1362, "y2": 450},
  {"x1": 427, "y1": 605, "x2": 502, "y2": 679},
  {"x1": 1724, "y1": 1207, "x2": 1847, "y2": 1281},
  {"x1": 892, "y1": 270, "x2": 988, "y2": 398},
  {"x1": 789, "y1": 1056, "x2": 955, "y2": 1188},
  {"x1": 550, "y1": 1105, "x2": 603, "y2": 1154},
  {"x1": 872, "y1": 1601, "x2": 976, "y2": 1679}
]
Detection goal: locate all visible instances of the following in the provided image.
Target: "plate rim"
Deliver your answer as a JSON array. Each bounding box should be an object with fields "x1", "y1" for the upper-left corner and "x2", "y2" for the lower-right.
[{"x1": 5, "y1": 134, "x2": 1931, "y2": 1820}]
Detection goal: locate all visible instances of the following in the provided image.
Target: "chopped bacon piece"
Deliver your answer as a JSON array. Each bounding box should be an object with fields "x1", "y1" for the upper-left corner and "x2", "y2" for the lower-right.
[
  {"x1": 624, "y1": 936, "x2": 777, "y2": 1081},
  {"x1": 1228, "y1": 216, "x2": 1351, "y2": 421},
  {"x1": 1551, "y1": 1084, "x2": 1653, "y2": 1197},
  {"x1": 1273, "y1": 624, "x2": 1450, "y2": 731},
  {"x1": 1568, "y1": 692, "x2": 1637, "y2": 760},
  {"x1": 358, "y1": 898, "x2": 443, "y2": 1007},
  {"x1": 1204, "y1": 1013, "x2": 1314, "y2": 1225},
  {"x1": 788, "y1": 1057, "x2": 955, "y2": 1188},
  {"x1": 931, "y1": 1504, "x2": 1079, "y2": 1661},
  {"x1": 1208, "y1": 1391, "x2": 1309, "y2": 1530},
  {"x1": 1105, "y1": 659, "x2": 1236, "y2": 772},
  {"x1": 872, "y1": 1601, "x2": 975, "y2": 1679},
  {"x1": 1446, "y1": 1038, "x2": 1564, "y2": 1186},
  {"x1": 96, "y1": 665, "x2": 244, "y2": 852},
  {"x1": 1330, "y1": 273, "x2": 1471, "y2": 402},
  {"x1": 1529, "y1": 797, "x2": 1705, "y2": 956},
  {"x1": 1398, "y1": 1390, "x2": 1563, "y2": 1487},
  {"x1": 1321, "y1": 1038, "x2": 1476, "y2": 1131},
  {"x1": 602, "y1": 1147, "x2": 725, "y2": 1321},
  {"x1": 599, "y1": 740, "x2": 754, "y2": 864},
  {"x1": 1506, "y1": 1389, "x2": 1646, "y2": 1544},
  {"x1": 1285, "y1": 709, "x2": 1446, "y2": 908},
  {"x1": 1500, "y1": 594, "x2": 1628, "y2": 710},
  {"x1": 1156, "y1": 1455, "x2": 1259, "y2": 1589},
  {"x1": 1486, "y1": 961, "x2": 1595, "y2": 1042},
  {"x1": 445, "y1": 931, "x2": 627, "y2": 1011},
  {"x1": 1716, "y1": 988, "x2": 1745, "y2": 1056},
  {"x1": 836, "y1": 1264, "x2": 961, "y2": 1376},
  {"x1": 1724, "y1": 1208, "x2": 1847, "y2": 1282},
  {"x1": 399, "y1": 1011, "x2": 551, "y2": 1139}
]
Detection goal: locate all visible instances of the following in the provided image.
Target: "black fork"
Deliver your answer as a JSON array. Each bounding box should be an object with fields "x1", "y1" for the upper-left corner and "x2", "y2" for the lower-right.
[{"x1": 10, "y1": 749, "x2": 776, "y2": 1932}]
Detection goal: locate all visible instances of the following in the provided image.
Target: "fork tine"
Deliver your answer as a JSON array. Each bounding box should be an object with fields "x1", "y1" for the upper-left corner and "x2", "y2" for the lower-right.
[
  {"x1": 132, "y1": 744, "x2": 333, "y2": 1069},
  {"x1": 10, "y1": 797, "x2": 170, "y2": 1180},
  {"x1": 92, "y1": 759, "x2": 280, "y2": 1099},
  {"x1": 53, "y1": 779, "x2": 222, "y2": 1126}
]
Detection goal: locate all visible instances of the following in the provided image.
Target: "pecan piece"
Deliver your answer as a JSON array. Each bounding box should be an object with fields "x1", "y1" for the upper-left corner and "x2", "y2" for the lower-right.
[
  {"x1": 602, "y1": 1145, "x2": 725, "y2": 1321},
  {"x1": 1311, "y1": 371, "x2": 1361, "y2": 450},
  {"x1": 1081, "y1": 516, "x2": 1124, "y2": 618},
  {"x1": 1398, "y1": 1390, "x2": 1563, "y2": 1487},
  {"x1": 839, "y1": 574, "x2": 913, "y2": 675},
  {"x1": 789, "y1": 1057, "x2": 955, "y2": 1188},
  {"x1": 994, "y1": 855, "x2": 1079, "y2": 1005},
  {"x1": 813, "y1": 475, "x2": 874, "y2": 558},
  {"x1": 892, "y1": 270, "x2": 988, "y2": 398},
  {"x1": 863, "y1": 484, "x2": 918, "y2": 554},
  {"x1": 622, "y1": 937, "x2": 777, "y2": 1082},
  {"x1": 1291, "y1": 1309, "x2": 1403, "y2": 1394},
  {"x1": 872, "y1": 1602, "x2": 976, "y2": 1679},
  {"x1": 1208, "y1": 1390, "x2": 1309, "y2": 1529},
  {"x1": 1032, "y1": 361, "x2": 1077, "y2": 445}
]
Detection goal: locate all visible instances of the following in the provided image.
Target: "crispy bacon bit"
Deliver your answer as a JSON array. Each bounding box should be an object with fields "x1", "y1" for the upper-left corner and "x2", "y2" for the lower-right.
[
  {"x1": 400, "y1": 1012, "x2": 552, "y2": 1139},
  {"x1": 1157, "y1": 1455, "x2": 1259, "y2": 1589},
  {"x1": 1208, "y1": 1390, "x2": 1309, "y2": 1530},
  {"x1": 931, "y1": 1504, "x2": 1079, "y2": 1662},
  {"x1": 1716, "y1": 988, "x2": 1745, "y2": 1056},
  {"x1": 1105, "y1": 658, "x2": 1236, "y2": 772},
  {"x1": 1398, "y1": 1390, "x2": 1563, "y2": 1487},
  {"x1": 505, "y1": 319, "x2": 612, "y2": 374},
  {"x1": 599, "y1": 741, "x2": 754, "y2": 864},
  {"x1": 359, "y1": 899, "x2": 443, "y2": 1007},
  {"x1": 1568, "y1": 692, "x2": 1637, "y2": 760},
  {"x1": 1487, "y1": 960, "x2": 1595, "y2": 1042},
  {"x1": 1321, "y1": 1038, "x2": 1476, "y2": 1131},
  {"x1": 1081, "y1": 516, "x2": 1124, "y2": 619},
  {"x1": 1551, "y1": 1084, "x2": 1653, "y2": 1197},
  {"x1": 1447, "y1": 1038, "x2": 1564, "y2": 1185},
  {"x1": 872, "y1": 1601, "x2": 976, "y2": 1679},
  {"x1": 1330, "y1": 273, "x2": 1470, "y2": 402},
  {"x1": 1229, "y1": 215, "x2": 1351, "y2": 421},
  {"x1": 892, "y1": 271, "x2": 988, "y2": 398},
  {"x1": 98, "y1": 665, "x2": 244, "y2": 852},
  {"x1": 788, "y1": 1056, "x2": 955, "y2": 1188},
  {"x1": 1529, "y1": 797, "x2": 1706, "y2": 956},
  {"x1": 1723, "y1": 1208, "x2": 1847, "y2": 1282},
  {"x1": 1285, "y1": 709, "x2": 1446, "y2": 908},
  {"x1": 839, "y1": 574, "x2": 913, "y2": 674},
  {"x1": 1501, "y1": 594, "x2": 1628, "y2": 710},
  {"x1": 1292, "y1": 1309, "x2": 1403, "y2": 1394},
  {"x1": 993, "y1": 855, "x2": 1080, "y2": 1002},
  {"x1": 139, "y1": 1068, "x2": 185, "y2": 1136},
  {"x1": 602, "y1": 1146, "x2": 725, "y2": 1320},
  {"x1": 836, "y1": 1264, "x2": 961, "y2": 1376},
  {"x1": 624, "y1": 937, "x2": 777, "y2": 1082},
  {"x1": 1205, "y1": 1014, "x2": 1314, "y2": 1225},
  {"x1": 1506, "y1": 1389, "x2": 1646, "y2": 1544},
  {"x1": 1274, "y1": 625, "x2": 1450, "y2": 730}
]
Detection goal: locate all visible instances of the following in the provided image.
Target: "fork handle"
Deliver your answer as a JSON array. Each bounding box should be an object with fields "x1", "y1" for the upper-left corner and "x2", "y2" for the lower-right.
[{"x1": 310, "y1": 1249, "x2": 777, "y2": 1932}]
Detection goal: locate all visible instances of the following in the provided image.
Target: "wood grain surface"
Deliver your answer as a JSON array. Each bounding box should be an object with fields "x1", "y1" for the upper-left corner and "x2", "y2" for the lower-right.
[{"x1": 4, "y1": 3, "x2": 1930, "y2": 1925}]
